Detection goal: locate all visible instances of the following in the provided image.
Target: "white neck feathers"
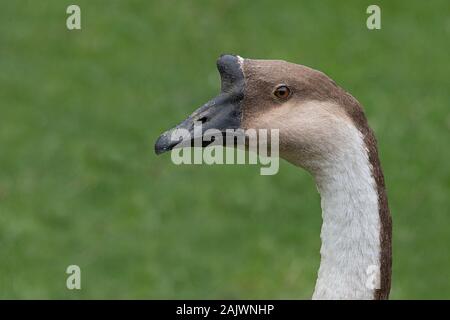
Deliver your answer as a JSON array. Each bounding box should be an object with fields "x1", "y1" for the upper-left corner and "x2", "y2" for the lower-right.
[{"x1": 311, "y1": 124, "x2": 381, "y2": 300}]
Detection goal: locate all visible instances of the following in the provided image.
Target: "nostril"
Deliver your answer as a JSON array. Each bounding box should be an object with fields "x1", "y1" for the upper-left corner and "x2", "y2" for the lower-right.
[{"x1": 198, "y1": 116, "x2": 208, "y2": 124}]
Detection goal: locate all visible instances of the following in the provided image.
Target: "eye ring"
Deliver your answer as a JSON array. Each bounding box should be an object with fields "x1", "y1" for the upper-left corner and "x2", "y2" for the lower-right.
[{"x1": 274, "y1": 85, "x2": 291, "y2": 100}]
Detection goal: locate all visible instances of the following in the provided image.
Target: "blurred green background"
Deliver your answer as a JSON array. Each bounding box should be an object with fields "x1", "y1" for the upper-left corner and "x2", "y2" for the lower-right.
[{"x1": 0, "y1": 0, "x2": 449, "y2": 299}]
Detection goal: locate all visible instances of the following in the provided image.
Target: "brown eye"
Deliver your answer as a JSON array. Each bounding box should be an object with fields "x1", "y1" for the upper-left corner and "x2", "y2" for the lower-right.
[{"x1": 274, "y1": 85, "x2": 291, "y2": 100}]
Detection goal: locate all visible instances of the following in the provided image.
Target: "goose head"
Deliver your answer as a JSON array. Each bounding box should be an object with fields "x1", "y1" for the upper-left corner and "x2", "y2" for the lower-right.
[{"x1": 154, "y1": 54, "x2": 370, "y2": 173}]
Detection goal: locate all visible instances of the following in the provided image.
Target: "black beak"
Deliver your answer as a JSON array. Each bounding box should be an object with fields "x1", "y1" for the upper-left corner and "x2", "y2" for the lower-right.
[{"x1": 155, "y1": 54, "x2": 245, "y2": 155}]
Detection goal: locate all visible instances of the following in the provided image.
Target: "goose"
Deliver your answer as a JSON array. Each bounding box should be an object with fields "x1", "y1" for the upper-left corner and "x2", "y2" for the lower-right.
[{"x1": 154, "y1": 54, "x2": 392, "y2": 300}]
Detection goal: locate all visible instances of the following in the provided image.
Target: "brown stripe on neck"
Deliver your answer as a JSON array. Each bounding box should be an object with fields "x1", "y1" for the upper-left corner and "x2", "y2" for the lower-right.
[{"x1": 336, "y1": 90, "x2": 392, "y2": 300}]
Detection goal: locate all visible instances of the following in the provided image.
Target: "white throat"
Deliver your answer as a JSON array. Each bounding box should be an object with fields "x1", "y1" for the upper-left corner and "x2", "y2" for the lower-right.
[{"x1": 311, "y1": 125, "x2": 381, "y2": 300}]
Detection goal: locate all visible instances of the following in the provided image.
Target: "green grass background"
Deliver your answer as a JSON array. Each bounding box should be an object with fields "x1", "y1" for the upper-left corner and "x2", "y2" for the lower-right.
[{"x1": 0, "y1": 0, "x2": 449, "y2": 299}]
